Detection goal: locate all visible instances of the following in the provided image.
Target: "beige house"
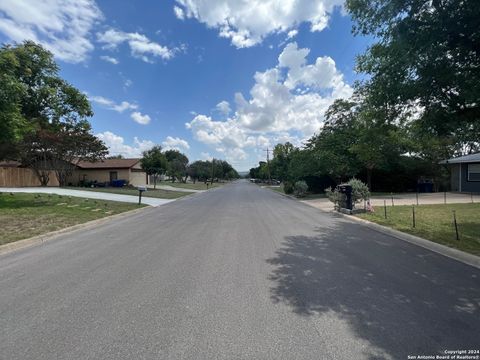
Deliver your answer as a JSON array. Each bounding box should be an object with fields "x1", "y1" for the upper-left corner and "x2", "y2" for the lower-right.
[{"x1": 68, "y1": 158, "x2": 147, "y2": 187}]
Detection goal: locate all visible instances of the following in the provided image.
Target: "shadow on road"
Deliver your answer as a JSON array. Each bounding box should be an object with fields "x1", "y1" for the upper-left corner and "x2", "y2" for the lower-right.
[{"x1": 266, "y1": 221, "x2": 480, "y2": 359}]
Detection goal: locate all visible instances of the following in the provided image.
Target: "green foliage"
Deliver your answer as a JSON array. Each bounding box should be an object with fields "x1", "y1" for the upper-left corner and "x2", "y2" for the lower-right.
[
  {"x1": 141, "y1": 146, "x2": 167, "y2": 188},
  {"x1": 283, "y1": 181, "x2": 294, "y2": 195},
  {"x1": 0, "y1": 41, "x2": 94, "y2": 160},
  {"x1": 293, "y1": 180, "x2": 308, "y2": 198},
  {"x1": 325, "y1": 187, "x2": 346, "y2": 208},
  {"x1": 348, "y1": 178, "x2": 370, "y2": 204},
  {"x1": 164, "y1": 150, "x2": 189, "y2": 182},
  {"x1": 346, "y1": 0, "x2": 480, "y2": 154}
]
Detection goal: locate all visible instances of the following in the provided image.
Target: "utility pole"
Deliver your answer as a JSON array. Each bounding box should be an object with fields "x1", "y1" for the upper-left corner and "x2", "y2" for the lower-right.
[
  {"x1": 263, "y1": 148, "x2": 272, "y2": 184},
  {"x1": 211, "y1": 158, "x2": 215, "y2": 185}
]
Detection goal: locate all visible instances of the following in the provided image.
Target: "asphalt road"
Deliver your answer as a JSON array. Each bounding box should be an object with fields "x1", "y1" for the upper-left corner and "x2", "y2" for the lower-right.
[{"x1": 1, "y1": 181, "x2": 479, "y2": 360}]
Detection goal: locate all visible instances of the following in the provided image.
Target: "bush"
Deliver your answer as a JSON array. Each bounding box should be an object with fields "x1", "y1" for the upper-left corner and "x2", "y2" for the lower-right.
[
  {"x1": 348, "y1": 178, "x2": 370, "y2": 204},
  {"x1": 293, "y1": 180, "x2": 308, "y2": 197},
  {"x1": 325, "y1": 178, "x2": 370, "y2": 209},
  {"x1": 325, "y1": 187, "x2": 346, "y2": 209},
  {"x1": 283, "y1": 181, "x2": 294, "y2": 194}
]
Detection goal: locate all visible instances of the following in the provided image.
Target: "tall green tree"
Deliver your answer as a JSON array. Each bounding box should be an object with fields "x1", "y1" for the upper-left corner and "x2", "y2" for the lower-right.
[
  {"x1": 165, "y1": 150, "x2": 189, "y2": 183},
  {"x1": 0, "y1": 41, "x2": 106, "y2": 185},
  {"x1": 346, "y1": 0, "x2": 480, "y2": 152},
  {"x1": 141, "y1": 146, "x2": 167, "y2": 189}
]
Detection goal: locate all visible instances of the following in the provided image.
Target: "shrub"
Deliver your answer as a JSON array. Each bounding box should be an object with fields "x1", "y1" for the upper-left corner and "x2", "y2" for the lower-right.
[
  {"x1": 283, "y1": 181, "x2": 294, "y2": 194},
  {"x1": 293, "y1": 180, "x2": 308, "y2": 197},
  {"x1": 325, "y1": 178, "x2": 370, "y2": 209},
  {"x1": 325, "y1": 187, "x2": 345, "y2": 209},
  {"x1": 348, "y1": 178, "x2": 370, "y2": 204}
]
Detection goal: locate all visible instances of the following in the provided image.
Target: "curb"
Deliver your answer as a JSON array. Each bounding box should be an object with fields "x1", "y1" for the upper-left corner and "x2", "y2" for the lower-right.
[
  {"x1": 0, "y1": 206, "x2": 152, "y2": 256},
  {"x1": 301, "y1": 201, "x2": 480, "y2": 270}
]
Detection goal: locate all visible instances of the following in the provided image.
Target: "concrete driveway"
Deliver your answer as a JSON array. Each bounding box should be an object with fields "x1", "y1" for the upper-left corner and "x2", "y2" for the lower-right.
[{"x1": 0, "y1": 187, "x2": 174, "y2": 207}]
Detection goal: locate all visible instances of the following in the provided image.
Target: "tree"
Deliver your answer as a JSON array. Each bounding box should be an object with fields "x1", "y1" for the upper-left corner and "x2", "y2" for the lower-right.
[
  {"x1": 141, "y1": 146, "x2": 167, "y2": 189},
  {"x1": 346, "y1": 0, "x2": 480, "y2": 150},
  {"x1": 0, "y1": 41, "x2": 106, "y2": 185},
  {"x1": 164, "y1": 150, "x2": 189, "y2": 182},
  {"x1": 271, "y1": 142, "x2": 295, "y2": 181}
]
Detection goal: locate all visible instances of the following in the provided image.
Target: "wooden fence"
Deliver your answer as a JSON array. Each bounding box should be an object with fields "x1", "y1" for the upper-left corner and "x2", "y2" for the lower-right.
[{"x1": 0, "y1": 167, "x2": 59, "y2": 187}]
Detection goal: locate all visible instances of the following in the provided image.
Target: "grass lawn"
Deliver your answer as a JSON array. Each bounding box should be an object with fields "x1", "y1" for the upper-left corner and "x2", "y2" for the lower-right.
[
  {"x1": 159, "y1": 182, "x2": 223, "y2": 190},
  {"x1": 357, "y1": 203, "x2": 480, "y2": 256},
  {"x1": 0, "y1": 192, "x2": 145, "y2": 246},
  {"x1": 67, "y1": 187, "x2": 189, "y2": 199}
]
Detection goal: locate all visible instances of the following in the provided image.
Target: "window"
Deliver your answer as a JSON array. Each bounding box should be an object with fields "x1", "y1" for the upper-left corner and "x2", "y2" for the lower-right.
[{"x1": 467, "y1": 164, "x2": 480, "y2": 181}]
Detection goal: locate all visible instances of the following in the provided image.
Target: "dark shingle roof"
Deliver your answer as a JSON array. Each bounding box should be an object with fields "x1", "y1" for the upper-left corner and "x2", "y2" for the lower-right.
[{"x1": 76, "y1": 158, "x2": 141, "y2": 169}]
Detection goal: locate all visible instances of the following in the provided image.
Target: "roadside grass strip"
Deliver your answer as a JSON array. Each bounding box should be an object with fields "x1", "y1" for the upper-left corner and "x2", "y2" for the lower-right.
[
  {"x1": 357, "y1": 203, "x2": 480, "y2": 256},
  {"x1": 0, "y1": 192, "x2": 145, "y2": 245}
]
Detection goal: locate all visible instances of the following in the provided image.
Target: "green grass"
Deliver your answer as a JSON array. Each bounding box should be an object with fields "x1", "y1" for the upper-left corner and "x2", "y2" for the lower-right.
[
  {"x1": 67, "y1": 186, "x2": 189, "y2": 199},
  {"x1": 357, "y1": 203, "x2": 480, "y2": 256},
  {"x1": 0, "y1": 192, "x2": 145, "y2": 245},
  {"x1": 159, "y1": 182, "x2": 223, "y2": 190}
]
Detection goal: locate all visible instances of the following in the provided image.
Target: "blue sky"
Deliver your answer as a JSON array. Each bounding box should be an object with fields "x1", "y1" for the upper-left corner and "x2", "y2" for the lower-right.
[{"x1": 0, "y1": 0, "x2": 370, "y2": 171}]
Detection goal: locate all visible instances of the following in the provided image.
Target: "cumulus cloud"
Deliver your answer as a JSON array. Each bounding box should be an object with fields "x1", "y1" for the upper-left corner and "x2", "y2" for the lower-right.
[
  {"x1": 185, "y1": 42, "x2": 352, "y2": 163},
  {"x1": 286, "y1": 29, "x2": 298, "y2": 39},
  {"x1": 173, "y1": 0, "x2": 343, "y2": 48},
  {"x1": 215, "y1": 100, "x2": 231, "y2": 116},
  {"x1": 97, "y1": 28, "x2": 176, "y2": 62},
  {"x1": 90, "y1": 95, "x2": 138, "y2": 113},
  {"x1": 162, "y1": 136, "x2": 190, "y2": 151},
  {"x1": 173, "y1": 5, "x2": 185, "y2": 20},
  {"x1": 130, "y1": 111, "x2": 151, "y2": 125},
  {"x1": 96, "y1": 131, "x2": 154, "y2": 157},
  {"x1": 0, "y1": 0, "x2": 102, "y2": 63},
  {"x1": 100, "y1": 55, "x2": 119, "y2": 64}
]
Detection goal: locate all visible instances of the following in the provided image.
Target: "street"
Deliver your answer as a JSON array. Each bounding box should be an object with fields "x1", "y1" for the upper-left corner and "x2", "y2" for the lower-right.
[{"x1": 1, "y1": 181, "x2": 479, "y2": 359}]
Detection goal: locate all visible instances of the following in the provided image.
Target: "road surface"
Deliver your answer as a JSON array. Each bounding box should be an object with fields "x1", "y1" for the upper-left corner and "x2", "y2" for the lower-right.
[{"x1": 1, "y1": 181, "x2": 479, "y2": 359}]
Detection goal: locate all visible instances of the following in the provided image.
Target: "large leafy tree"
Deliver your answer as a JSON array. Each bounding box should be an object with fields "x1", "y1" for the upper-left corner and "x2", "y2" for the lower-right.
[
  {"x1": 0, "y1": 41, "x2": 106, "y2": 185},
  {"x1": 346, "y1": 0, "x2": 480, "y2": 153},
  {"x1": 165, "y1": 150, "x2": 189, "y2": 182},
  {"x1": 141, "y1": 146, "x2": 168, "y2": 189}
]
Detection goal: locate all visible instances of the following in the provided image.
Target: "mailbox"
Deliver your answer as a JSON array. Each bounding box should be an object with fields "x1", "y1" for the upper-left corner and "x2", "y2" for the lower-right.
[
  {"x1": 137, "y1": 186, "x2": 147, "y2": 204},
  {"x1": 338, "y1": 184, "x2": 353, "y2": 210}
]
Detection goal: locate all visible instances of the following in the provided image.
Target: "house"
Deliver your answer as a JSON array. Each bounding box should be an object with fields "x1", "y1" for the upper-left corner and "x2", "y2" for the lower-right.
[
  {"x1": 68, "y1": 158, "x2": 147, "y2": 187},
  {"x1": 441, "y1": 153, "x2": 480, "y2": 193}
]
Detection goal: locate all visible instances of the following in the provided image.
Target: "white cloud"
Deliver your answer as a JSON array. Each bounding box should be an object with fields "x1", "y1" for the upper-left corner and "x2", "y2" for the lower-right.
[
  {"x1": 174, "y1": 0, "x2": 343, "y2": 48},
  {"x1": 185, "y1": 42, "x2": 352, "y2": 164},
  {"x1": 215, "y1": 100, "x2": 231, "y2": 116},
  {"x1": 286, "y1": 29, "x2": 298, "y2": 39},
  {"x1": 131, "y1": 111, "x2": 151, "y2": 125},
  {"x1": 162, "y1": 136, "x2": 190, "y2": 151},
  {"x1": 97, "y1": 28, "x2": 176, "y2": 62},
  {"x1": 199, "y1": 152, "x2": 213, "y2": 161},
  {"x1": 90, "y1": 95, "x2": 138, "y2": 113},
  {"x1": 96, "y1": 131, "x2": 154, "y2": 157},
  {"x1": 173, "y1": 5, "x2": 185, "y2": 20},
  {"x1": 0, "y1": 0, "x2": 102, "y2": 63},
  {"x1": 100, "y1": 55, "x2": 119, "y2": 64}
]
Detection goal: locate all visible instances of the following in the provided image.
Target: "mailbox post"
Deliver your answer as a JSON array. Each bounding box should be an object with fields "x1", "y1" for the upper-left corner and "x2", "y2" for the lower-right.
[
  {"x1": 138, "y1": 186, "x2": 147, "y2": 204},
  {"x1": 338, "y1": 184, "x2": 353, "y2": 210}
]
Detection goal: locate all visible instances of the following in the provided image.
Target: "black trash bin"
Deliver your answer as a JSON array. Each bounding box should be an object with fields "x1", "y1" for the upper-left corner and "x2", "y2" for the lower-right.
[{"x1": 338, "y1": 184, "x2": 353, "y2": 210}]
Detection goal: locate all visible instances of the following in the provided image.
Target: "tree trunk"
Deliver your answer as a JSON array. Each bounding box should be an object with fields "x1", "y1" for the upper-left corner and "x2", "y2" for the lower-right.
[{"x1": 153, "y1": 174, "x2": 157, "y2": 189}]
